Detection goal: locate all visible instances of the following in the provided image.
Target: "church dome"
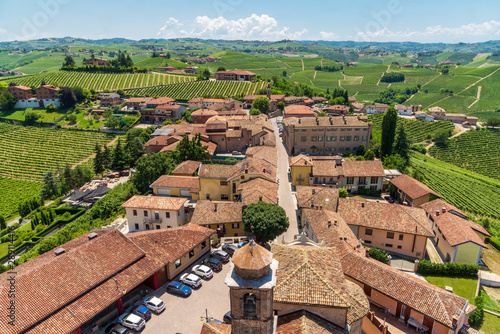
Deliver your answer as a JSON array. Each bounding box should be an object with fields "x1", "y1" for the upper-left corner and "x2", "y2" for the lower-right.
[{"x1": 232, "y1": 240, "x2": 273, "y2": 280}]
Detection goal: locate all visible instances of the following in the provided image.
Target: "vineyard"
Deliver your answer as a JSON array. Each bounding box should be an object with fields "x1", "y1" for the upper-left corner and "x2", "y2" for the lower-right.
[
  {"x1": 429, "y1": 128, "x2": 500, "y2": 180},
  {"x1": 0, "y1": 177, "x2": 42, "y2": 220},
  {"x1": 125, "y1": 80, "x2": 267, "y2": 100},
  {"x1": 0, "y1": 71, "x2": 196, "y2": 91},
  {"x1": 368, "y1": 114, "x2": 455, "y2": 143},
  {"x1": 411, "y1": 152, "x2": 500, "y2": 219},
  {"x1": 0, "y1": 123, "x2": 115, "y2": 179}
]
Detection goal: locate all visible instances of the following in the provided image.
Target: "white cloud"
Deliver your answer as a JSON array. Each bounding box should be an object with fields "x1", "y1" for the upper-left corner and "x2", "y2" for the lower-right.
[
  {"x1": 357, "y1": 20, "x2": 500, "y2": 42},
  {"x1": 319, "y1": 31, "x2": 339, "y2": 41},
  {"x1": 0, "y1": 27, "x2": 7, "y2": 35},
  {"x1": 157, "y1": 14, "x2": 307, "y2": 40}
]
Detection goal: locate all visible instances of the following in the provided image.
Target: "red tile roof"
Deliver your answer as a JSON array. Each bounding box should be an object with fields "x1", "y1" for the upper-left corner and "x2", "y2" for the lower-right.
[
  {"x1": 288, "y1": 154, "x2": 313, "y2": 167},
  {"x1": 276, "y1": 310, "x2": 345, "y2": 334},
  {"x1": 390, "y1": 175, "x2": 441, "y2": 200},
  {"x1": 245, "y1": 146, "x2": 277, "y2": 166},
  {"x1": 121, "y1": 195, "x2": 187, "y2": 211},
  {"x1": 284, "y1": 105, "x2": 315, "y2": 116},
  {"x1": 338, "y1": 199, "x2": 434, "y2": 236},
  {"x1": 199, "y1": 164, "x2": 239, "y2": 179},
  {"x1": 342, "y1": 160, "x2": 384, "y2": 177},
  {"x1": 238, "y1": 178, "x2": 278, "y2": 205},
  {"x1": 150, "y1": 175, "x2": 199, "y2": 190},
  {"x1": 171, "y1": 160, "x2": 202, "y2": 176},
  {"x1": 433, "y1": 213, "x2": 488, "y2": 248},
  {"x1": 296, "y1": 186, "x2": 338, "y2": 212},
  {"x1": 230, "y1": 157, "x2": 276, "y2": 181},
  {"x1": 200, "y1": 323, "x2": 231, "y2": 334},
  {"x1": 191, "y1": 201, "x2": 243, "y2": 225}
]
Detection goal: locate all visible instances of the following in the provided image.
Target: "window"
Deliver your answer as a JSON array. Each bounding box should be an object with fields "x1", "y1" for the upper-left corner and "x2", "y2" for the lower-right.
[
  {"x1": 340, "y1": 136, "x2": 345, "y2": 141},
  {"x1": 144, "y1": 210, "x2": 148, "y2": 217},
  {"x1": 189, "y1": 250, "x2": 194, "y2": 258},
  {"x1": 326, "y1": 147, "x2": 332, "y2": 151},
  {"x1": 345, "y1": 136, "x2": 352, "y2": 141},
  {"x1": 362, "y1": 136, "x2": 368, "y2": 141},
  {"x1": 145, "y1": 224, "x2": 150, "y2": 230},
  {"x1": 341, "y1": 128, "x2": 346, "y2": 131},
  {"x1": 387, "y1": 232, "x2": 395, "y2": 239},
  {"x1": 241, "y1": 175, "x2": 245, "y2": 180},
  {"x1": 221, "y1": 194, "x2": 229, "y2": 200},
  {"x1": 318, "y1": 136, "x2": 324, "y2": 142},
  {"x1": 347, "y1": 128, "x2": 352, "y2": 131},
  {"x1": 301, "y1": 129, "x2": 307, "y2": 132},
  {"x1": 371, "y1": 177, "x2": 378, "y2": 184},
  {"x1": 175, "y1": 259, "x2": 181, "y2": 268},
  {"x1": 243, "y1": 294, "x2": 257, "y2": 320},
  {"x1": 385, "y1": 244, "x2": 393, "y2": 248},
  {"x1": 370, "y1": 185, "x2": 377, "y2": 190},
  {"x1": 134, "y1": 224, "x2": 139, "y2": 230},
  {"x1": 354, "y1": 136, "x2": 359, "y2": 141},
  {"x1": 165, "y1": 212, "x2": 170, "y2": 218},
  {"x1": 206, "y1": 194, "x2": 211, "y2": 200},
  {"x1": 201, "y1": 241, "x2": 207, "y2": 249},
  {"x1": 397, "y1": 245, "x2": 402, "y2": 249},
  {"x1": 311, "y1": 136, "x2": 317, "y2": 142},
  {"x1": 355, "y1": 128, "x2": 360, "y2": 131},
  {"x1": 133, "y1": 210, "x2": 137, "y2": 216},
  {"x1": 347, "y1": 177, "x2": 354, "y2": 185},
  {"x1": 364, "y1": 240, "x2": 372, "y2": 244},
  {"x1": 301, "y1": 136, "x2": 307, "y2": 142},
  {"x1": 359, "y1": 177, "x2": 366, "y2": 184},
  {"x1": 312, "y1": 129, "x2": 318, "y2": 132},
  {"x1": 220, "y1": 180, "x2": 228, "y2": 186},
  {"x1": 232, "y1": 223, "x2": 239, "y2": 229},
  {"x1": 365, "y1": 229, "x2": 373, "y2": 236},
  {"x1": 326, "y1": 136, "x2": 335, "y2": 141},
  {"x1": 399, "y1": 234, "x2": 404, "y2": 241},
  {"x1": 156, "y1": 225, "x2": 160, "y2": 230}
]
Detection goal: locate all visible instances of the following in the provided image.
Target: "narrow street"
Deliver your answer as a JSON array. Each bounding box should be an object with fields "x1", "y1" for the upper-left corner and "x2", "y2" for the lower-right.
[{"x1": 271, "y1": 117, "x2": 299, "y2": 243}]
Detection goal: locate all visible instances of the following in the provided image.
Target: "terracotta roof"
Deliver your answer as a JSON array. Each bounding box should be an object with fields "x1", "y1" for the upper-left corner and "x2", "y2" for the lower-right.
[
  {"x1": 272, "y1": 244, "x2": 369, "y2": 324},
  {"x1": 342, "y1": 160, "x2": 385, "y2": 177},
  {"x1": 289, "y1": 154, "x2": 313, "y2": 167},
  {"x1": 199, "y1": 164, "x2": 239, "y2": 179},
  {"x1": 225, "y1": 129, "x2": 242, "y2": 138},
  {"x1": 284, "y1": 105, "x2": 315, "y2": 116},
  {"x1": 162, "y1": 122, "x2": 207, "y2": 135},
  {"x1": 303, "y1": 208, "x2": 364, "y2": 258},
  {"x1": 338, "y1": 198, "x2": 433, "y2": 236},
  {"x1": 245, "y1": 146, "x2": 277, "y2": 166},
  {"x1": 390, "y1": 174, "x2": 441, "y2": 200},
  {"x1": 216, "y1": 70, "x2": 256, "y2": 76},
  {"x1": 421, "y1": 199, "x2": 466, "y2": 218},
  {"x1": 276, "y1": 310, "x2": 345, "y2": 334},
  {"x1": 433, "y1": 213, "x2": 488, "y2": 248},
  {"x1": 238, "y1": 178, "x2": 278, "y2": 205},
  {"x1": 172, "y1": 160, "x2": 202, "y2": 176},
  {"x1": 150, "y1": 175, "x2": 199, "y2": 190},
  {"x1": 231, "y1": 157, "x2": 276, "y2": 181},
  {"x1": 192, "y1": 108, "x2": 219, "y2": 116},
  {"x1": 341, "y1": 252, "x2": 469, "y2": 329},
  {"x1": 191, "y1": 201, "x2": 243, "y2": 225},
  {"x1": 200, "y1": 323, "x2": 231, "y2": 334},
  {"x1": 10, "y1": 84, "x2": 32, "y2": 90},
  {"x1": 233, "y1": 240, "x2": 273, "y2": 272},
  {"x1": 121, "y1": 195, "x2": 187, "y2": 211},
  {"x1": 283, "y1": 116, "x2": 369, "y2": 128},
  {"x1": 148, "y1": 96, "x2": 175, "y2": 105},
  {"x1": 39, "y1": 84, "x2": 60, "y2": 91},
  {"x1": 296, "y1": 186, "x2": 338, "y2": 211},
  {"x1": 217, "y1": 108, "x2": 247, "y2": 116},
  {"x1": 312, "y1": 159, "x2": 342, "y2": 177},
  {"x1": 326, "y1": 105, "x2": 350, "y2": 112}
]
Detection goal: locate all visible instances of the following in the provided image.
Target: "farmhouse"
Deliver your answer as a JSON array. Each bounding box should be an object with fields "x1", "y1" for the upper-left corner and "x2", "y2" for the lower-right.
[
  {"x1": 325, "y1": 104, "x2": 350, "y2": 115},
  {"x1": 125, "y1": 97, "x2": 152, "y2": 111},
  {"x1": 99, "y1": 93, "x2": 121, "y2": 107},
  {"x1": 215, "y1": 70, "x2": 256, "y2": 81},
  {"x1": 390, "y1": 174, "x2": 441, "y2": 207},
  {"x1": 35, "y1": 84, "x2": 60, "y2": 100},
  {"x1": 365, "y1": 103, "x2": 389, "y2": 114},
  {"x1": 83, "y1": 56, "x2": 110, "y2": 66},
  {"x1": 395, "y1": 104, "x2": 413, "y2": 116},
  {"x1": 8, "y1": 83, "x2": 61, "y2": 108}
]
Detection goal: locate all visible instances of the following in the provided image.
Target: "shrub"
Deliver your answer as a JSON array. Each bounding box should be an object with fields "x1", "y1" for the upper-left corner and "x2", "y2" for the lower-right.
[
  {"x1": 369, "y1": 247, "x2": 389, "y2": 264},
  {"x1": 338, "y1": 188, "x2": 348, "y2": 198},
  {"x1": 468, "y1": 294, "x2": 484, "y2": 327},
  {"x1": 416, "y1": 260, "x2": 478, "y2": 277},
  {"x1": 489, "y1": 237, "x2": 500, "y2": 252},
  {"x1": 357, "y1": 188, "x2": 382, "y2": 196}
]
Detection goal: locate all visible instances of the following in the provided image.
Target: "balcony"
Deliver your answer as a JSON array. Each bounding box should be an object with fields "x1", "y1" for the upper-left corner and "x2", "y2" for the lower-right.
[{"x1": 143, "y1": 217, "x2": 163, "y2": 224}]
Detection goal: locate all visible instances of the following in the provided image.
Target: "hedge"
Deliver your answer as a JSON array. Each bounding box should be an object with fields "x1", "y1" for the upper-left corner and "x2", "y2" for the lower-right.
[
  {"x1": 489, "y1": 237, "x2": 500, "y2": 252},
  {"x1": 369, "y1": 247, "x2": 389, "y2": 264},
  {"x1": 417, "y1": 260, "x2": 478, "y2": 277}
]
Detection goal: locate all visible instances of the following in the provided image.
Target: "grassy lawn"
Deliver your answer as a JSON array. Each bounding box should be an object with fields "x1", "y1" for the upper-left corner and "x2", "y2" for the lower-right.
[
  {"x1": 424, "y1": 276, "x2": 477, "y2": 302},
  {"x1": 0, "y1": 242, "x2": 9, "y2": 259},
  {"x1": 0, "y1": 108, "x2": 67, "y2": 123},
  {"x1": 481, "y1": 313, "x2": 500, "y2": 334},
  {"x1": 482, "y1": 247, "x2": 500, "y2": 275}
]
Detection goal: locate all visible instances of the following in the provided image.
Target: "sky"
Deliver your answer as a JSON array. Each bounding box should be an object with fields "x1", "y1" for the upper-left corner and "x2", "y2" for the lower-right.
[{"x1": 0, "y1": 0, "x2": 499, "y2": 43}]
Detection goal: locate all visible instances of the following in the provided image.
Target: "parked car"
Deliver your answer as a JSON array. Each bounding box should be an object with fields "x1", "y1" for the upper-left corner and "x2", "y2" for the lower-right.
[
  {"x1": 131, "y1": 305, "x2": 152, "y2": 322},
  {"x1": 223, "y1": 311, "x2": 232, "y2": 324},
  {"x1": 118, "y1": 313, "x2": 145, "y2": 332},
  {"x1": 221, "y1": 244, "x2": 239, "y2": 256},
  {"x1": 180, "y1": 273, "x2": 203, "y2": 289},
  {"x1": 192, "y1": 265, "x2": 214, "y2": 279},
  {"x1": 202, "y1": 257, "x2": 223, "y2": 272},
  {"x1": 211, "y1": 250, "x2": 230, "y2": 263},
  {"x1": 104, "y1": 323, "x2": 118, "y2": 334},
  {"x1": 232, "y1": 151, "x2": 242, "y2": 155},
  {"x1": 143, "y1": 296, "x2": 165, "y2": 314},
  {"x1": 166, "y1": 281, "x2": 192, "y2": 297},
  {"x1": 237, "y1": 241, "x2": 248, "y2": 248},
  {"x1": 110, "y1": 325, "x2": 131, "y2": 334},
  {"x1": 384, "y1": 196, "x2": 395, "y2": 203}
]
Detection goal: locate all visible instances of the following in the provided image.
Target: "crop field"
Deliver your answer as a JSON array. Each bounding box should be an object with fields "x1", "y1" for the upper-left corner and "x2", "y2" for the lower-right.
[
  {"x1": 411, "y1": 152, "x2": 500, "y2": 219},
  {"x1": 0, "y1": 123, "x2": 115, "y2": 179},
  {"x1": 126, "y1": 80, "x2": 267, "y2": 100},
  {"x1": 0, "y1": 108, "x2": 68, "y2": 123},
  {"x1": 0, "y1": 71, "x2": 196, "y2": 91},
  {"x1": 368, "y1": 114, "x2": 455, "y2": 143},
  {"x1": 429, "y1": 128, "x2": 500, "y2": 180},
  {"x1": 0, "y1": 177, "x2": 42, "y2": 220}
]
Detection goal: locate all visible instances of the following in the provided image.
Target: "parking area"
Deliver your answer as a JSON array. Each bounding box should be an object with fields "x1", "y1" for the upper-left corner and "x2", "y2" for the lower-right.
[{"x1": 102, "y1": 250, "x2": 232, "y2": 334}]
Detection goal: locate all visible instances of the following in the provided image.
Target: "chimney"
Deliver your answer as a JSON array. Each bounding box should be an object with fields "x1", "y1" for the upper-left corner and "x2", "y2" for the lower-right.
[
  {"x1": 312, "y1": 189, "x2": 315, "y2": 195},
  {"x1": 214, "y1": 203, "x2": 218, "y2": 212},
  {"x1": 442, "y1": 206, "x2": 446, "y2": 213},
  {"x1": 310, "y1": 201, "x2": 314, "y2": 208},
  {"x1": 334, "y1": 220, "x2": 338, "y2": 227},
  {"x1": 259, "y1": 196, "x2": 263, "y2": 201},
  {"x1": 54, "y1": 247, "x2": 65, "y2": 256},
  {"x1": 319, "y1": 206, "x2": 323, "y2": 210},
  {"x1": 387, "y1": 255, "x2": 392, "y2": 266},
  {"x1": 262, "y1": 168, "x2": 266, "y2": 173},
  {"x1": 88, "y1": 232, "x2": 98, "y2": 240},
  {"x1": 327, "y1": 220, "x2": 332, "y2": 228},
  {"x1": 361, "y1": 202, "x2": 365, "y2": 208},
  {"x1": 414, "y1": 260, "x2": 419, "y2": 272},
  {"x1": 436, "y1": 210, "x2": 439, "y2": 216}
]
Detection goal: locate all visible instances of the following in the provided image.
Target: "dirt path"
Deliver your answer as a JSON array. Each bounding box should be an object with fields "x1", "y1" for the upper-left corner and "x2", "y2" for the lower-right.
[
  {"x1": 474, "y1": 53, "x2": 491, "y2": 61},
  {"x1": 425, "y1": 124, "x2": 468, "y2": 155},
  {"x1": 313, "y1": 71, "x2": 317, "y2": 79},
  {"x1": 301, "y1": 59, "x2": 304, "y2": 71},
  {"x1": 421, "y1": 73, "x2": 441, "y2": 87},
  {"x1": 376, "y1": 64, "x2": 391, "y2": 85},
  {"x1": 71, "y1": 135, "x2": 119, "y2": 169},
  {"x1": 460, "y1": 67, "x2": 500, "y2": 94},
  {"x1": 468, "y1": 86, "x2": 482, "y2": 108}
]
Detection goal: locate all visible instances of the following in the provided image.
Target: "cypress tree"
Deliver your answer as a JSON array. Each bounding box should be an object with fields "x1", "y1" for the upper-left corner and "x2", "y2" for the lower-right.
[
  {"x1": 394, "y1": 123, "x2": 410, "y2": 161},
  {"x1": 381, "y1": 107, "x2": 398, "y2": 157}
]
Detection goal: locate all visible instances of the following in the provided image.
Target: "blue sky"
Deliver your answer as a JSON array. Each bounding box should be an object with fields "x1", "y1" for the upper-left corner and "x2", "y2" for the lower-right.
[{"x1": 0, "y1": 0, "x2": 499, "y2": 43}]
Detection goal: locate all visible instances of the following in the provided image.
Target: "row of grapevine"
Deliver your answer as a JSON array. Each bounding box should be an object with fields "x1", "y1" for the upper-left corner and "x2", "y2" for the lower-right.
[
  {"x1": 0, "y1": 71, "x2": 196, "y2": 91},
  {"x1": 429, "y1": 128, "x2": 500, "y2": 180},
  {"x1": 125, "y1": 80, "x2": 267, "y2": 101},
  {"x1": 0, "y1": 177, "x2": 42, "y2": 220}
]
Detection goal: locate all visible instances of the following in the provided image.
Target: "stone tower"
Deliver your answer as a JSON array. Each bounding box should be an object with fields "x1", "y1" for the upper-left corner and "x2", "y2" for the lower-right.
[{"x1": 224, "y1": 240, "x2": 278, "y2": 334}]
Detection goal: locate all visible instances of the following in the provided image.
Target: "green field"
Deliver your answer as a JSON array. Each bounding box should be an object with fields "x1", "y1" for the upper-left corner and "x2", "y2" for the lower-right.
[
  {"x1": 411, "y1": 152, "x2": 500, "y2": 219},
  {"x1": 126, "y1": 80, "x2": 267, "y2": 100},
  {"x1": 368, "y1": 114, "x2": 455, "y2": 143},
  {"x1": 0, "y1": 176, "x2": 42, "y2": 220},
  {"x1": 0, "y1": 107, "x2": 68, "y2": 123},
  {"x1": 0, "y1": 71, "x2": 196, "y2": 91},
  {"x1": 0, "y1": 123, "x2": 115, "y2": 179},
  {"x1": 429, "y1": 128, "x2": 500, "y2": 180}
]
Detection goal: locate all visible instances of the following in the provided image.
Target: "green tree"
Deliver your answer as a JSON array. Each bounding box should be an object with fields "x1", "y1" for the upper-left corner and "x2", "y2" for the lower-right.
[
  {"x1": 166, "y1": 52, "x2": 171, "y2": 59},
  {"x1": 66, "y1": 113, "x2": 77, "y2": 124},
  {"x1": 252, "y1": 96, "x2": 270, "y2": 114},
  {"x1": 62, "y1": 55, "x2": 75, "y2": 67},
  {"x1": 432, "y1": 128, "x2": 451, "y2": 144},
  {"x1": 364, "y1": 150, "x2": 375, "y2": 160},
  {"x1": 217, "y1": 66, "x2": 226, "y2": 72},
  {"x1": 394, "y1": 124, "x2": 410, "y2": 160},
  {"x1": 0, "y1": 90, "x2": 17, "y2": 110},
  {"x1": 45, "y1": 102, "x2": 58, "y2": 112},
  {"x1": 102, "y1": 146, "x2": 111, "y2": 169},
  {"x1": 249, "y1": 108, "x2": 261, "y2": 115},
  {"x1": 202, "y1": 68, "x2": 211, "y2": 80},
  {"x1": 356, "y1": 144, "x2": 366, "y2": 156},
  {"x1": 0, "y1": 215, "x2": 6, "y2": 230},
  {"x1": 111, "y1": 138, "x2": 127, "y2": 170},
  {"x1": 242, "y1": 202, "x2": 289, "y2": 243},
  {"x1": 59, "y1": 86, "x2": 77, "y2": 108},
  {"x1": 282, "y1": 70, "x2": 287, "y2": 77},
  {"x1": 381, "y1": 107, "x2": 398, "y2": 157},
  {"x1": 125, "y1": 137, "x2": 146, "y2": 166},
  {"x1": 131, "y1": 152, "x2": 177, "y2": 193},
  {"x1": 338, "y1": 188, "x2": 348, "y2": 198},
  {"x1": 173, "y1": 133, "x2": 207, "y2": 163},
  {"x1": 24, "y1": 111, "x2": 41, "y2": 125},
  {"x1": 277, "y1": 101, "x2": 285, "y2": 111},
  {"x1": 39, "y1": 171, "x2": 58, "y2": 200},
  {"x1": 93, "y1": 143, "x2": 104, "y2": 176}
]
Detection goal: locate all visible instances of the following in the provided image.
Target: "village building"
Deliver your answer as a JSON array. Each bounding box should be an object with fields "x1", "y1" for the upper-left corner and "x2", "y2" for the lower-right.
[
  {"x1": 365, "y1": 103, "x2": 389, "y2": 114},
  {"x1": 390, "y1": 174, "x2": 441, "y2": 208},
  {"x1": 144, "y1": 134, "x2": 217, "y2": 157},
  {"x1": 191, "y1": 201, "x2": 244, "y2": 237},
  {"x1": 125, "y1": 97, "x2": 153, "y2": 111},
  {"x1": 83, "y1": 57, "x2": 110, "y2": 66},
  {"x1": 8, "y1": 84, "x2": 62, "y2": 108},
  {"x1": 99, "y1": 93, "x2": 121, "y2": 107},
  {"x1": 150, "y1": 175, "x2": 200, "y2": 200},
  {"x1": 283, "y1": 105, "x2": 316, "y2": 118},
  {"x1": 325, "y1": 104, "x2": 350, "y2": 115},
  {"x1": 215, "y1": 70, "x2": 256, "y2": 81},
  {"x1": 395, "y1": 104, "x2": 413, "y2": 116}
]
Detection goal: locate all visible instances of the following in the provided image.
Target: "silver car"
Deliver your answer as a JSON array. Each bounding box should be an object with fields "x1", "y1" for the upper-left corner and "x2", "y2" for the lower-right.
[
  {"x1": 118, "y1": 313, "x2": 145, "y2": 332},
  {"x1": 192, "y1": 264, "x2": 213, "y2": 279},
  {"x1": 180, "y1": 273, "x2": 203, "y2": 289},
  {"x1": 143, "y1": 296, "x2": 165, "y2": 314}
]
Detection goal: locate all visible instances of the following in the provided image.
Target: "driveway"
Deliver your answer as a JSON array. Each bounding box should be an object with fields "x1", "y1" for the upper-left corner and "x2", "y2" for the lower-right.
[
  {"x1": 113, "y1": 252, "x2": 231, "y2": 334},
  {"x1": 271, "y1": 117, "x2": 299, "y2": 243}
]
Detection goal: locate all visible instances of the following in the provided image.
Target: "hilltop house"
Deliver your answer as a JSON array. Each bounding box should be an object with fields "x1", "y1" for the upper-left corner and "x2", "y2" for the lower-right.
[
  {"x1": 83, "y1": 57, "x2": 110, "y2": 66},
  {"x1": 8, "y1": 84, "x2": 61, "y2": 108},
  {"x1": 99, "y1": 93, "x2": 121, "y2": 107},
  {"x1": 283, "y1": 105, "x2": 316, "y2": 118},
  {"x1": 365, "y1": 103, "x2": 389, "y2": 114},
  {"x1": 395, "y1": 104, "x2": 413, "y2": 116},
  {"x1": 390, "y1": 174, "x2": 441, "y2": 207},
  {"x1": 215, "y1": 70, "x2": 256, "y2": 81}
]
